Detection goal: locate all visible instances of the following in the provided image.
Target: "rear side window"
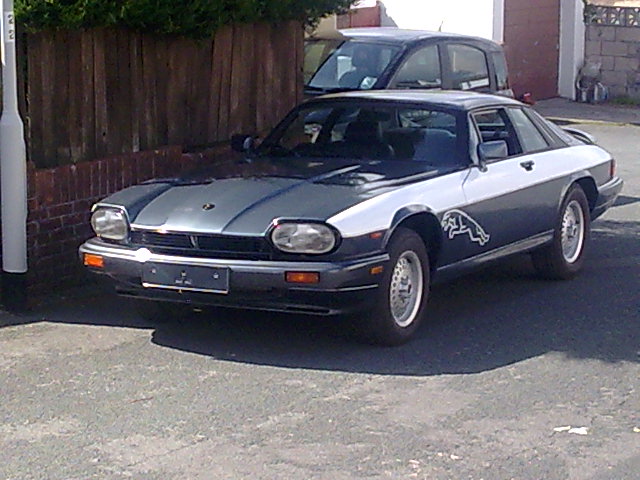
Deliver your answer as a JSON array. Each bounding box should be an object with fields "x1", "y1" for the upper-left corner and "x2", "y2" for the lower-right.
[
  {"x1": 507, "y1": 108, "x2": 550, "y2": 153},
  {"x1": 390, "y1": 45, "x2": 442, "y2": 89},
  {"x1": 448, "y1": 44, "x2": 490, "y2": 91},
  {"x1": 472, "y1": 109, "x2": 521, "y2": 157}
]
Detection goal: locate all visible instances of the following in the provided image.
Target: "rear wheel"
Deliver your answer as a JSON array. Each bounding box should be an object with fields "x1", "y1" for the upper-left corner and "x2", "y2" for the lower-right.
[
  {"x1": 354, "y1": 228, "x2": 430, "y2": 346},
  {"x1": 532, "y1": 185, "x2": 591, "y2": 279}
]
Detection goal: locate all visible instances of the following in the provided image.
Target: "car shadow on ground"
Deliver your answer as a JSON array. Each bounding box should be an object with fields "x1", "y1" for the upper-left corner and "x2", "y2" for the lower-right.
[
  {"x1": 35, "y1": 220, "x2": 639, "y2": 376},
  {"x1": 614, "y1": 195, "x2": 640, "y2": 208}
]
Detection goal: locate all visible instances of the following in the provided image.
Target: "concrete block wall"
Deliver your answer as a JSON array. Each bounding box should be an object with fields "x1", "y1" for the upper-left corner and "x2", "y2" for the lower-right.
[{"x1": 586, "y1": 25, "x2": 640, "y2": 99}]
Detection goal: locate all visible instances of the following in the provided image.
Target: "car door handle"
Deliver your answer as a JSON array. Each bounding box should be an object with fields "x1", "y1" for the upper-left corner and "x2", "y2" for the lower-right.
[{"x1": 520, "y1": 160, "x2": 535, "y2": 171}]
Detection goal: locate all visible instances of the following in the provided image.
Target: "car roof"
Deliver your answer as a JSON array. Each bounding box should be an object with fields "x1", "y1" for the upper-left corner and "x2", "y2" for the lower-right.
[
  {"x1": 313, "y1": 27, "x2": 501, "y2": 48},
  {"x1": 306, "y1": 90, "x2": 524, "y2": 111}
]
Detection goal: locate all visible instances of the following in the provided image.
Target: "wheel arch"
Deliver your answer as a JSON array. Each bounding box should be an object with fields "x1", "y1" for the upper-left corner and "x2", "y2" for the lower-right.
[
  {"x1": 386, "y1": 206, "x2": 443, "y2": 272},
  {"x1": 560, "y1": 173, "x2": 598, "y2": 212}
]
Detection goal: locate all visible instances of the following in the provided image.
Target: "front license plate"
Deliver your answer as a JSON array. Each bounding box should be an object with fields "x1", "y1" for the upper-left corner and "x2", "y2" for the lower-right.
[{"x1": 142, "y1": 263, "x2": 229, "y2": 294}]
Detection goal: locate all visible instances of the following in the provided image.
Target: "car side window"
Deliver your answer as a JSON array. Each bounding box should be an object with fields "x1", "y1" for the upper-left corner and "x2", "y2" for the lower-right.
[
  {"x1": 448, "y1": 44, "x2": 490, "y2": 91},
  {"x1": 507, "y1": 108, "x2": 551, "y2": 153},
  {"x1": 472, "y1": 108, "x2": 522, "y2": 158},
  {"x1": 390, "y1": 45, "x2": 442, "y2": 89}
]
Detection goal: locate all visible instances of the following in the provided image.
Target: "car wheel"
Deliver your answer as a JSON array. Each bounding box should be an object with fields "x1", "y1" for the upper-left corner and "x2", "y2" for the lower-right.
[
  {"x1": 355, "y1": 228, "x2": 430, "y2": 346},
  {"x1": 532, "y1": 185, "x2": 591, "y2": 280},
  {"x1": 133, "y1": 299, "x2": 191, "y2": 324}
]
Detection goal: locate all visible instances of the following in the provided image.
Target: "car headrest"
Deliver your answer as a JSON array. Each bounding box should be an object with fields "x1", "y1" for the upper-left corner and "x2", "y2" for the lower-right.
[{"x1": 344, "y1": 121, "x2": 384, "y2": 144}]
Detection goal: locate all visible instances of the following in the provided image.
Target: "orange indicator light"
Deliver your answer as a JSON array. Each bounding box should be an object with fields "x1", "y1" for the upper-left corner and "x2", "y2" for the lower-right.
[
  {"x1": 83, "y1": 254, "x2": 104, "y2": 269},
  {"x1": 369, "y1": 231, "x2": 384, "y2": 240},
  {"x1": 370, "y1": 266, "x2": 384, "y2": 275},
  {"x1": 285, "y1": 272, "x2": 320, "y2": 284}
]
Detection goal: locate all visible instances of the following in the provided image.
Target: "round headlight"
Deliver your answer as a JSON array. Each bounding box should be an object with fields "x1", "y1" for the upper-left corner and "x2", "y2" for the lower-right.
[
  {"x1": 271, "y1": 223, "x2": 338, "y2": 254},
  {"x1": 91, "y1": 208, "x2": 129, "y2": 241}
]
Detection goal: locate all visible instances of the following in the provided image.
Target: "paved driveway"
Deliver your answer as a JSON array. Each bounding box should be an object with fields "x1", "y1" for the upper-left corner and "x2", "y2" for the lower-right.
[{"x1": 1, "y1": 122, "x2": 639, "y2": 480}]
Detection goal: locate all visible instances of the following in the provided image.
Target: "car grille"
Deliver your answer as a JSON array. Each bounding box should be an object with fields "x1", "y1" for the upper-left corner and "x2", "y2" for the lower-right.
[{"x1": 130, "y1": 230, "x2": 272, "y2": 260}]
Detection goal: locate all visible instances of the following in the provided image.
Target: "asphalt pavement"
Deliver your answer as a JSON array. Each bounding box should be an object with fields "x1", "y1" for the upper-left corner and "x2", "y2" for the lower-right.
[{"x1": 1, "y1": 99, "x2": 639, "y2": 480}]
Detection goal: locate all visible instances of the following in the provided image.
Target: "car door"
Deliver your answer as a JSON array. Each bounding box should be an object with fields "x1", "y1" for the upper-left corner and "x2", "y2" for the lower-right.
[
  {"x1": 441, "y1": 107, "x2": 559, "y2": 264},
  {"x1": 442, "y1": 43, "x2": 494, "y2": 93},
  {"x1": 387, "y1": 43, "x2": 443, "y2": 90}
]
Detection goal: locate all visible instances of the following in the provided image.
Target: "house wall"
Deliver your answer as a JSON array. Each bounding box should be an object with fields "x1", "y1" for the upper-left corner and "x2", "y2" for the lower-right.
[
  {"x1": 559, "y1": 0, "x2": 586, "y2": 99},
  {"x1": 504, "y1": 0, "x2": 561, "y2": 99},
  {"x1": 584, "y1": 6, "x2": 640, "y2": 99}
]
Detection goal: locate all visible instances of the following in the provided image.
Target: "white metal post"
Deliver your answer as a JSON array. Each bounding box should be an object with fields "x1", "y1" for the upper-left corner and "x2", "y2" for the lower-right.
[{"x1": 1, "y1": 0, "x2": 28, "y2": 309}]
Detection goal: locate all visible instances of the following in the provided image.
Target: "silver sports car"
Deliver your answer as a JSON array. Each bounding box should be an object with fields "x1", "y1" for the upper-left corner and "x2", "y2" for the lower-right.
[{"x1": 80, "y1": 91, "x2": 623, "y2": 345}]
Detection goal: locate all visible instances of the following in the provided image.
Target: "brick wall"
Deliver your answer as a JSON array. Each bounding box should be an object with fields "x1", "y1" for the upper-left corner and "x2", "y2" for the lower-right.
[
  {"x1": 585, "y1": 25, "x2": 640, "y2": 99},
  {"x1": 26, "y1": 146, "x2": 228, "y2": 296},
  {"x1": 504, "y1": 0, "x2": 561, "y2": 100},
  {"x1": 337, "y1": 5, "x2": 381, "y2": 28}
]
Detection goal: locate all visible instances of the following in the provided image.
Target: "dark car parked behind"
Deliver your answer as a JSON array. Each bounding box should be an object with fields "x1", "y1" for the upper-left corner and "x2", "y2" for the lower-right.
[{"x1": 304, "y1": 28, "x2": 513, "y2": 98}]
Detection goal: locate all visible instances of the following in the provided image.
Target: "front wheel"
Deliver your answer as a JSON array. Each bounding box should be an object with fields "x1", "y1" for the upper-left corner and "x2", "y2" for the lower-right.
[
  {"x1": 354, "y1": 228, "x2": 430, "y2": 346},
  {"x1": 532, "y1": 185, "x2": 591, "y2": 280}
]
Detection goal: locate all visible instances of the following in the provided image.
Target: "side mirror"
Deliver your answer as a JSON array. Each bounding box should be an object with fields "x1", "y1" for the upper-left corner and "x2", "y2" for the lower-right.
[
  {"x1": 231, "y1": 134, "x2": 255, "y2": 153},
  {"x1": 478, "y1": 140, "x2": 508, "y2": 163}
]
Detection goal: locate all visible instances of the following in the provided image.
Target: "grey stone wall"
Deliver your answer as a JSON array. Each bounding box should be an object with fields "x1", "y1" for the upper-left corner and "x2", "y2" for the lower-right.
[{"x1": 585, "y1": 25, "x2": 640, "y2": 99}]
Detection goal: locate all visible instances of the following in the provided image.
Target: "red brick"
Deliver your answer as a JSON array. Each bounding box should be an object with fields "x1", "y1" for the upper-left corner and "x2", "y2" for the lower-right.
[
  {"x1": 38, "y1": 218, "x2": 63, "y2": 232},
  {"x1": 73, "y1": 199, "x2": 93, "y2": 214},
  {"x1": 47, "y1": 203, "x2": 74, "y2": 219},
  {"x1": 57, "y1": 165, "x2": 72, "y2": 204},
  {"x1": 61, "y1": 212, "x2": 86, "y2": 227},
  {"x1": 36, "y1": 169, "x2": 56, "y2": 205}
]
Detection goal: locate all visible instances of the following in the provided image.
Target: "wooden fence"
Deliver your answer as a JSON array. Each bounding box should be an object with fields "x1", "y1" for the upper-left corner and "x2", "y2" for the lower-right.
[{"x1": 23, "y1": 22, "x2": 304, "y2": 168}]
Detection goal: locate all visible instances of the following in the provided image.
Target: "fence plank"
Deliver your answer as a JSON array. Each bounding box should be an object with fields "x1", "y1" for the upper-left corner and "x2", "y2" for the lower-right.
[
  {"x1": 93, "y1": 29, "x2": 109, "y2": 158},
  {"x1": 129, "y1": 32, "x2": 142, "y2": 153},
  {"x1": 40, "y1": 33, "x2": 57, "y2": 167},
  {"x1": 140, "y1": 34, "x2": 159, "y2": 150},
  {"x1": 67, "y1": 31, "x2": 83, "y2": 163},
  {"x1": 80, "y1": 31, "x2": 96, "y2": 162},
  {"x1": 26, "y1": 33, "x2": 44, "y2": 164},
  {"x1": 190, "y1": 41, "x2": 214, "y2": 146}
]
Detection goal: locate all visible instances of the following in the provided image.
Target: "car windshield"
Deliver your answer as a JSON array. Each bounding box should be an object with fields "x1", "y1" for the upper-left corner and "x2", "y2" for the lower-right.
[
  {"x1": 306, "y1": 39, "x2": 401, "y2": 91},
  {"x1": 259, "y1": 102, "x2": 466, "y2": 167}
]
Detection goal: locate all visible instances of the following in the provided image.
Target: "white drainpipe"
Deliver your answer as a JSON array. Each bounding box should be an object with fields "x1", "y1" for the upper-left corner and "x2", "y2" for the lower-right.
[{"x1": 1, "y1": 0, "x2": 28, "y2": 309}]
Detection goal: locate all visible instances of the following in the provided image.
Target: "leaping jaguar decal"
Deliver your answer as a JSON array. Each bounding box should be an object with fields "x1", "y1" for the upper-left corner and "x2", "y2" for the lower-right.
[{"x1": 441, "y1": 209, "x2": 491, "y2": 246}]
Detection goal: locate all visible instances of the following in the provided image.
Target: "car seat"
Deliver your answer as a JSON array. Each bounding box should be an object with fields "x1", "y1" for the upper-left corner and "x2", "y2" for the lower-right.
[{"x1": 341, "y1": 120, "x2": 395, "y2": 159}]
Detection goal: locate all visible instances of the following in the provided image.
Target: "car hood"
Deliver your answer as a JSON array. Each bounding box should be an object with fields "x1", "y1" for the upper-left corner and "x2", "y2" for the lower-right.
[{"x1": 101, "y1": 156, "x2": 443, "y2": 235}]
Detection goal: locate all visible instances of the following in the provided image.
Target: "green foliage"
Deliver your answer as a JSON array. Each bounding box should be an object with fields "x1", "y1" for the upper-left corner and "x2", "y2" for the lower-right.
[
  {"x1": 582, "y1": 0, "x2": 597, "y2": 25},
  {"x1": 15, "y1": 0, "x2": 357, "y2": 37},
  {"x1": 610, "y1": 95, "x2": 640, "y2": 106}
]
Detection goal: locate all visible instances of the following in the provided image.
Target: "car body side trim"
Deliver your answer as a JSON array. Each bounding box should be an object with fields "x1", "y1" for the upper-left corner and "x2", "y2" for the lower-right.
[
  {"x1": 329, "y1": 145, "x2": 610, "y2": 238},
  {"x1": 435, "y1": 230, "x2": 553, "y2": 281}
]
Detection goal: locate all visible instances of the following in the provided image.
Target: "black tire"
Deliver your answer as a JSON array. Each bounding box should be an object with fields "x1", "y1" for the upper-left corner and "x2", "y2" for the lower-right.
[
  {"x1": 133, "y1": 299, "x2": 191, "y2": 324},
  {"x1": 354, "y1": 227, "x2": 430, "y2": 346},
  {"x1": 532, "y1": 185, "x2": 591, "y2": 280}
]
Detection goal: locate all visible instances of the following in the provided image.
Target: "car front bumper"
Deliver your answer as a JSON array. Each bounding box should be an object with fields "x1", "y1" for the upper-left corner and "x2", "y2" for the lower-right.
[
  {"x1": 79, "y1": 238, "x2": 389, "y2": 315},
  {"x1": 593, "y1": 176, "x2": 623, "y2": 220}
]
